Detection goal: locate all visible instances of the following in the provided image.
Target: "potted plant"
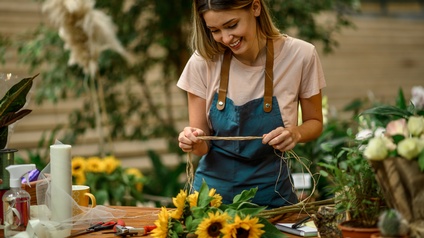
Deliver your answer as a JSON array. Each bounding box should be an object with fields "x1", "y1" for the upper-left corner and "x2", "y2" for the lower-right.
[
  {"x1": 361, "y1": 107, "x2": 424, "y2": 238},
  {"x1": 0, "y1": 73, "x2": 38, "y2": 149},
  {"x1": 318, "y1": 127, "x2": 386, "y2": 237}
]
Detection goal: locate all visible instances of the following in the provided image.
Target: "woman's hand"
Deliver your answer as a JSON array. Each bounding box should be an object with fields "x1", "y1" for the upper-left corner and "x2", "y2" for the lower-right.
[
  {"x1": 178, "y1": 127, "x2": 208, "y2": 154},
  {"x1": 262, "y1": 126, "x2": 301, "y2": 152}
]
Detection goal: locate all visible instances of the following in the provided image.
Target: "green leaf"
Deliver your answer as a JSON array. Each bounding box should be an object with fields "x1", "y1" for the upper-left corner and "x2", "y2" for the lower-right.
[
  {"x1": 259, "y1": 217, "x2": 287, "y2": 238},
  {"x1": 418, "y1": 150, "x2": 424, "y2": 172},
  {"x1": 0, "y1": 74, "x2": 38, "y2": 116},
  {"x1": 395, "y1": 88, "x2": 407, "y2": 110},
  {"x1": 360, "y1": 105, "x2": 412, "y2": 119},
  {"x1": 0, "y1": 110, "x2": 32, "y2": 128},
  {"x1": 0, "y1": 126, "x2": 8, "y2": 149},
  {"x1": 197, "y1": 180, "x2": 213, "y2": 208},
  {"x1": 319, "y1": 170, "x2": 329, "y2": 177},
  {"x1": 94, "y1": 189, "x2": 109, "y2": 205},
  {"x1": 236, "y1": 206, "x2": 266, "y2": 217},
  {"x1": 172, "y1": 221, "x2": 184, "y2": 234},
  {"x1": 232, "y1": 187, "x2": 258, "y2": 203},
  {"x1": 392, "y1": 135, "x2": 405, "y2": 144}
]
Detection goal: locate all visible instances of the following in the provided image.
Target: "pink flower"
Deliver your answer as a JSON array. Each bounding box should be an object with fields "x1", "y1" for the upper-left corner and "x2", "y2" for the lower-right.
[{"x1": 385, "y1": 118, "x2": 408, "y2": 138}]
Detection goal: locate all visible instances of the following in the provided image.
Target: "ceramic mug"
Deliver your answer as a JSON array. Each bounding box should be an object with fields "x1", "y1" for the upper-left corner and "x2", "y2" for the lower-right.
[{"x1": 72, "y1": 185, "x2": 96, "y2": 215}]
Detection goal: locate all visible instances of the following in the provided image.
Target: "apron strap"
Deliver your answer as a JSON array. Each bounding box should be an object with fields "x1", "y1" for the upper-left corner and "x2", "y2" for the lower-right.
[
  {"x1": 217, "y1": 49, "x2": 232, "y2": 111},
  {"x1": 217, "y1": 38, "x2": 275, "y2": 112},
  {"x1": 264, "y1": 38, "x2": 274, "y2": 112}
]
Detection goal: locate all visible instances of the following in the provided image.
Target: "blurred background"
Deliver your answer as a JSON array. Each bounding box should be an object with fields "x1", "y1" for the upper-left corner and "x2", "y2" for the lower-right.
[{"x1": 1, "y1": 0, "x2": 423, "y2": 206}]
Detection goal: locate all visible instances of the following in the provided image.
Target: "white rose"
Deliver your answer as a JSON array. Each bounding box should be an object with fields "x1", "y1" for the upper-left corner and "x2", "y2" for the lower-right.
[
  {"x1": 364, "y1": 137, "x2": 388, "y2": 161},
  {"x1": 397, "y1": 138, "x2": 421, "y2": 160},
  {"x1": 356, "y1": 129, "x2": 373, "y2": 141},
  {"x1": 374, "y1": 127, "x2": 386, "y2": 137},
  {"x1": 407, "y1": 116, "x2": 424, "y2": 137}
]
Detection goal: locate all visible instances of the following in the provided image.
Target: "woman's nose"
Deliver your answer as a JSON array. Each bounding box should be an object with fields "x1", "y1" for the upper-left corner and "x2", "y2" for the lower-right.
[{"x1": 222, "y1": 31, "x2": 233, "y2": 44}]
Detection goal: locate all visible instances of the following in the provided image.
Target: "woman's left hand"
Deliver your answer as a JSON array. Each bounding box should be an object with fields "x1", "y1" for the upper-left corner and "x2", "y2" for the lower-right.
[{"x1": 262, "y1": 126, "x2": 301, "y2": 152}]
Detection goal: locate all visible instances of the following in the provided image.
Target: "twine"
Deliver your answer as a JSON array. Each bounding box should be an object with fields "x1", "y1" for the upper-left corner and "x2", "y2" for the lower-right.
[{"x1": 184, "y1": 135, "x2": 323, "y2": 219}]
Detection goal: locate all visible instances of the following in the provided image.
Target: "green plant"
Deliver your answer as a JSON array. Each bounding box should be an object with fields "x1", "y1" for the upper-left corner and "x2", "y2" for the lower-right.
[
  {"x1": 0, "y1": 74, "x2": 38, "y2": 149},
  {"x1": 318, "y1": 128, "x2": 386, "y2": 228},
  {"x1": 71, "y1": 155, "x2": 146, "y2": 206}
]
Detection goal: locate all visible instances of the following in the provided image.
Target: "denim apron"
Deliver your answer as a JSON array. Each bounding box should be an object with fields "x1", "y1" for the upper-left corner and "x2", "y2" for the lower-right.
[{"x1": 193, "y1": 39, "x2": 298, "y2": 208}]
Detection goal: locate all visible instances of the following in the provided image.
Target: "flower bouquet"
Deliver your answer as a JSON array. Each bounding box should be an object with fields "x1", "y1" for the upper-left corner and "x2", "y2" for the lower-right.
[
  {"x1": 362, "y1": 108, "x2": 424, "y2": 237},
  {"x1": 151, "y1": 181, "x2": 286, "y2": 238}
]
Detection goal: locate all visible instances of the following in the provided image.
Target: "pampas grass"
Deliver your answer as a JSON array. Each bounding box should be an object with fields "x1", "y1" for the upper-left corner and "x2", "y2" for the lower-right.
[{"x1": 42, "y1": 0, "x2": 133, "y2": 76}]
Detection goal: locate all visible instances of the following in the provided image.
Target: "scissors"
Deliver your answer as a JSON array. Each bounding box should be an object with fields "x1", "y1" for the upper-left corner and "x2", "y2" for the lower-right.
[{"x1": 67, "y1": 220, "x2": 125, "y2": 237}]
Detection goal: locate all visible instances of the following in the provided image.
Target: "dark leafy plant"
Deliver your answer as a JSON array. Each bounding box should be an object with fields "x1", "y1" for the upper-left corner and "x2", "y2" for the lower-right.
[{"x1": 0, "y1": 74, "x2": 38, "y2": 149}]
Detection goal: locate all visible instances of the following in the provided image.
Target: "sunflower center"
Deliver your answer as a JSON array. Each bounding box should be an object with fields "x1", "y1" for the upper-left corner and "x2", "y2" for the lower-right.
[
  {"x1": 207, "y1": 222, "x2": 223, "y2": 237},
  {"x1": 236, "y1": 228, "x2": 249, "y2": 238}
]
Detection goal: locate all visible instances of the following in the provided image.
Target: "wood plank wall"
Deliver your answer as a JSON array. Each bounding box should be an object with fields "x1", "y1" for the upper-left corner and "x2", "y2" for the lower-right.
[{"x1": 1, "y1": 0, "x2": 424, "y2": 171}]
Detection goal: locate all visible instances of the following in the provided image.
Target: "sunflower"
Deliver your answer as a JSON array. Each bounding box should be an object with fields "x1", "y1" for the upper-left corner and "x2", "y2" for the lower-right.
[
  {"x1": 221, "y1": 215, "x2": 265, "y2": 238},
  {"x1": 151, "y1": 207, "x2": 170, "y2": 238},
  {"x1": 85, "y1": 156, "x2": 105, "y2": 173},
  {"x1": 170, "y1": 189, "x2": 187, "y2": 220},
  {"x1": 103, "y1": 155, "x2": 120, "y2": 174},
  {"x1": 209, "y1": 188, "x2": 223, "y2": 208},
  {"x1": 125, "y1": 167, "x2": 144, "y2": 192},
  {"x1": 73, "y1": 172, "x2": 86, "y2": 185},
  {"x1": 71, "y1": 156, "x2": 86, "y2": 176},
  {"x1": 188, "y1": 191, "x2": 199, "y2": 207},
  {"x1": 195, "y1": 211, "x2": 231, "y2": 238}
]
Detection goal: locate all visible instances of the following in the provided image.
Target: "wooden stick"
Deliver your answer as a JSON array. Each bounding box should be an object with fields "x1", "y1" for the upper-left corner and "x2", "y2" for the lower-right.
[{"x1": 197, "y1": 136, "x2": 263, "y2": 141}]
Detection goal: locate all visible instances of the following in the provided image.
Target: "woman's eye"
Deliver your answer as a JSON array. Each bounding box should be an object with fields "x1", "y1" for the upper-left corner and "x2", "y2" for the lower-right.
[{"x1": 228, "y1": 23, "x2": 237, "y2": 29}]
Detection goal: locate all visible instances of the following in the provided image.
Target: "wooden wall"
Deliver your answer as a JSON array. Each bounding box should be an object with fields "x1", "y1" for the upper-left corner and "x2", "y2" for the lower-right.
[{"x1": 1, "y1": 0, "x2": 423, "y2": 171}]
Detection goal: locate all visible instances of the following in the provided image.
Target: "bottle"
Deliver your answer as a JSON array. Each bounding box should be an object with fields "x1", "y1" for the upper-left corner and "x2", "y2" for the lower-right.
[
  {"x1": 2, "y1": 164, "x2": 35, "y2": 237},
  {"x1": 0, "y1": 149, "x2": 16, "y2": 227}
]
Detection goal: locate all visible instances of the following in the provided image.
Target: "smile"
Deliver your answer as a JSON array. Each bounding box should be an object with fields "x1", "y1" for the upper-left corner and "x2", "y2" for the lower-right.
[{"x1": 230, "y1": 39, "x2": 240, "y2": 47}]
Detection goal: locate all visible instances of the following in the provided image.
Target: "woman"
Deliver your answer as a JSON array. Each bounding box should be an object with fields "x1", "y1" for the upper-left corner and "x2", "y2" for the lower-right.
[{"x1": 177, "y1": 0, "x2": 326, "y2": 208}]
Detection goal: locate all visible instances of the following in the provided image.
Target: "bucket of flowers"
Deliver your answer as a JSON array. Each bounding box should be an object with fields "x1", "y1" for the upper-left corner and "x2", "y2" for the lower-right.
[
  {"x1": 362, "y1": 103, "x2": 424, "y2": 237},
  {"x1": 150, "y1": 180, "x2": 286, "y2": 238}
]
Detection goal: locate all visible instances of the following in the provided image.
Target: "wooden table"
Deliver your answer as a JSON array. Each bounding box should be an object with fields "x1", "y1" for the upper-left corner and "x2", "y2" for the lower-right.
[{"x1": 1, "y1": 206, "x2": 317, "y2": 237}]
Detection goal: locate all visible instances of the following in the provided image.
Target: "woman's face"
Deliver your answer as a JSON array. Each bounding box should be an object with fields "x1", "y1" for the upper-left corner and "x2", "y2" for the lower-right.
[{"x1": 203, "y1": 1, "x2": 261, "y2": 59}]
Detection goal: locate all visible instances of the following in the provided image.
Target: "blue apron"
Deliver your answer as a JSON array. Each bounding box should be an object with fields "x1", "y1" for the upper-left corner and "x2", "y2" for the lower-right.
[{"x1": 193, "y1": 39, "x2": 298, "y2": 208}]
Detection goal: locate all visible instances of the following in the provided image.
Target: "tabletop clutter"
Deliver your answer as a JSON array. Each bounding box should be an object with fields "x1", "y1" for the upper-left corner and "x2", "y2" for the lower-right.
[
  {"x1": 0, "y1": 142, "x2": 134, "y2": 238},
  {"x1": 1, "y1": 141, "x2": 323, "y2": 238}
]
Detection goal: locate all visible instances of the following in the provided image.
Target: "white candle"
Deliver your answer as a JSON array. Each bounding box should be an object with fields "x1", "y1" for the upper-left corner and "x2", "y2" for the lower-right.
[{"x1": 50, "y1": 144, "x2": 72, "y2": 222}]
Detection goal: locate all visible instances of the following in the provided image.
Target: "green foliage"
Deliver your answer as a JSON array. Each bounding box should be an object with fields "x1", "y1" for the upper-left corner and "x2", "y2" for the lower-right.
[
  {"x1": 360, "y1": 88, "x2": 424, "y2": 128},
  {"x1": 318, "y1": 135, "x2": 385, "y2": 228},
  {"x1": 14, "y1": 128, "x2": 60, "y2": 171},
  {"x1": 141, "y1": 150, "x2": 187, "y2": 206}
]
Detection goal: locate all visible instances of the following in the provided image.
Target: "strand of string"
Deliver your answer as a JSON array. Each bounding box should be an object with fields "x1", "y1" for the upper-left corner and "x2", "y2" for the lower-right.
[
  {"x1": 273, "y1": 149, "x2": 319, "y2": 217},
  {"x1": 185, "y1": 135, "x2": 318, "y2": 216}
]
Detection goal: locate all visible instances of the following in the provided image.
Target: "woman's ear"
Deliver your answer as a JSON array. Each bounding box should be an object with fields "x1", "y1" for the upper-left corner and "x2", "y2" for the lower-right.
[{"x1": 252, "y1": 0, "x2": 261, "y2": 17}]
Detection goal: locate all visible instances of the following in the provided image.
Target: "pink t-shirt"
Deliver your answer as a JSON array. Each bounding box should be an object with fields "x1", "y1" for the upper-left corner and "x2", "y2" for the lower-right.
[{"x1": 177, "y1": 35, "x2": 326, "y2": 128}]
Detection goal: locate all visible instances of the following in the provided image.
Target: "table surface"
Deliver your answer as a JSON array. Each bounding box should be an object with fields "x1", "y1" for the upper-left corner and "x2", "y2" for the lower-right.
[{"x1": 1, "y1": 206, "x2": 317, "y2": 238}]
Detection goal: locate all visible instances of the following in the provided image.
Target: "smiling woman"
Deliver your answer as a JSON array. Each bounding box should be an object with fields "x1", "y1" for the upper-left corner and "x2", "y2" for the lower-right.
[{"x1": 177, "y1": 0, "x2": 326, "y2": 211}]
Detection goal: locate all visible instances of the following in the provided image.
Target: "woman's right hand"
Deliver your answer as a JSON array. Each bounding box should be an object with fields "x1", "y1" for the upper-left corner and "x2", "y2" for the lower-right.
[{"x1": 178, "y1": 127, "x2": 207, "y2": 153}]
